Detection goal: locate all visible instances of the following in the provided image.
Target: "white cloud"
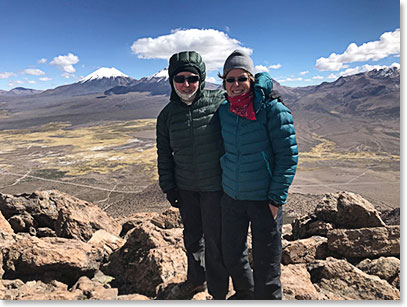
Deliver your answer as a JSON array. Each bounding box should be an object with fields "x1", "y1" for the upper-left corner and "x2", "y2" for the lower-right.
[
  {"x1": 0, "y1": 72, "x2": 16, "y2": 79},
  {"x1": 269, "y1": 64, "x2": 281, "y2": 69},
  {"x1": 316, "y1": 28, "x2": 400, "y2": 71},
  {"x1": 61, "y1": 72, "x2": 75, "y2": 79},
  {"x1": 327, "y1": 73, "x2": 338, "y2": 79},
  {"x1": 313, "y1": 75, "x2": 324, "y2": 80},
  {"x1": 22, "y1": 68, "x2": 45, "y2": 76},
  {"x1": 300, "y1": 70, "x2": 309, "y2": 76},
  {"x1": 278, "y1": 77, "x2": 302, "y2": 83},
  {"x1": 40, "y1": 77, "x2": 52, "y2": 81},
  {"x1": 28, "y1": 80, "x2": 37, "y2": 84},
  {"x1": 206, "y1": 76, "x2": 217, "y2": 83},
  {"x1": 38, "y1": 58, "x2": 47, "y2": 64},
  {"x1": 50, "y1": 53, "x2": 79, "y2": 73},
  {"x1": 255, "y1": 65, "x2": 269, "y2": 73},
  {"x1": 131, "y1": 28, "x2": 252, "y2": 71}
]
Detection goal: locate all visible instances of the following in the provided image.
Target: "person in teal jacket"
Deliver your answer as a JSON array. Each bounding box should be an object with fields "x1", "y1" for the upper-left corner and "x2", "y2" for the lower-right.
[{"x1": 218, "y1": 50, "x2": 298, "y2": 300}]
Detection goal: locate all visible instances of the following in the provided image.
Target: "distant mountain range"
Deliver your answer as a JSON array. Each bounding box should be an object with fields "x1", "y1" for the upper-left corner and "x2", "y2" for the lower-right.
[{"x1": 0, "y1": 66, "x2": 400, "y2": 125}]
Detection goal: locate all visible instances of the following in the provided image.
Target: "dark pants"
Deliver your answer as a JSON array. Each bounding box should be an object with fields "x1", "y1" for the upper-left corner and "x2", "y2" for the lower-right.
[
  {"x1": 178, "y1": 190, "x2": 229, "y2": 299},
  {"x1": 221, "y1": 193, "x2": 283, "y2": 300}
]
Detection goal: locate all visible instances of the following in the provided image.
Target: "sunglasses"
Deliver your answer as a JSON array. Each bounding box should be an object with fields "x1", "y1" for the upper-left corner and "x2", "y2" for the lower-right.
[
  {"x1": 225, "y1": 76, "x2": 249, "y2": 83},
  {"x1": 173, "y1": 75, "x2": 200, "y2": 83}
]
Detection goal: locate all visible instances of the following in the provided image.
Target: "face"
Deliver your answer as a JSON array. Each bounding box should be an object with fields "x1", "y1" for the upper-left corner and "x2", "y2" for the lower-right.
[
  {"x1": 173, "y1": 71, "x2": 200, "y2": 96},
  {"x1": 225, "y1": 69, "x2": 251, "y2": 98}
]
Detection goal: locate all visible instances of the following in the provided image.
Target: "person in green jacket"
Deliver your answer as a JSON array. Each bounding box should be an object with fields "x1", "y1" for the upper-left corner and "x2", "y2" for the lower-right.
[
  {"x1": 218, "y1": 50, "x2": 298, "y2": 300},
  {"x1": 156, "y1": 51, "x2": 229, "y2": 300}
]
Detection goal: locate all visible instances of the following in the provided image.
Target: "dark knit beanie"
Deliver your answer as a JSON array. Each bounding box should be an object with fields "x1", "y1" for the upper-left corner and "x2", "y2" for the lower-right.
[{"x1": 223, "y1": 50, "x2": 255, "y2": 76}]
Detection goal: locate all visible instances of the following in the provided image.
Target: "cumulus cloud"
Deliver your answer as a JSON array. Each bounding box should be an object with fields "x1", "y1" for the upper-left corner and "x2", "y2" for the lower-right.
[
  {"x1": 300, "y1": 71, "x2": 309, "y2": 76},
  {"x1": 316, "y1": 28, "x2": 400, "y2": 71},
  {"x1": 40, "y1": 77, "x2": 52, "y2": 81},
  {"x1": 278, "y1": 77, "x2": 302, "y2": 83},
  {"x1": 50, "y1": 53, "x2": 79, "y2": 73},
  {"x1": 255, "y1": 64, "x2": 282, "y2": 73},
  {"x1": 0, "y1": 72, "x2": 16, "y2": 79},
  {"x1": 206, "y1": 76, "x2": 217, "y2": 83},
  {"x1": 313, "y1": 75, "x2": 324, "y2": 80},
  {"x1": 269, "y1": 64, "x2": 281, "y2": 69},
  {"x1": 328, "y1": 73, "x2": 338, "y2": 79},
  {"x1": 255, "y1": 65, "x2": 269, "y2": 73},
  {"x1": 131, "y1": 28, "x2": 252, "y2": 71},
  {"x1": 22, "y1": 68, "x2": 45, "y2": 76},
  {"x1": 38, "y1": 58, "x2": 47, "y2": 64}
]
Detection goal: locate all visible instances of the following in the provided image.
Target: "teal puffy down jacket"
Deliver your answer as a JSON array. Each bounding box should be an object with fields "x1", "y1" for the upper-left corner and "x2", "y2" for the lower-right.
[{"x1": 218, "y1": 72, "x2": 298, "y2": 204}]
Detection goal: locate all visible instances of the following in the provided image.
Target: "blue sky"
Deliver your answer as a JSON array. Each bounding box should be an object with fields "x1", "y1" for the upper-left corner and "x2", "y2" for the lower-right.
[{"x1": 0, "y1": 0, "x2": 401, "y2": 91}]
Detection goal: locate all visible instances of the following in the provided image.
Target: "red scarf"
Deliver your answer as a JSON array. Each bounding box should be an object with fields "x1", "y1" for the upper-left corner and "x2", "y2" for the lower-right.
[{"x1": 228, "y1": 92, "x2": 256, "y2": 120}]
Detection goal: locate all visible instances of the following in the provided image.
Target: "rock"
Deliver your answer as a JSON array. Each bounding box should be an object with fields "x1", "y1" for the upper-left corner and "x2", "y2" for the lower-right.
[
  {"x1": 71, "y1": 276, "x2": 118, "y2": 300},
  {"x1": 327, "y1": 226, "x2": 400, "y2": 259},
  {"x1": 357, "y1": 257, "x2": 400, "y2": 289},
  {"x1": 103, "y1": 215, "x2": 186, "y2": 297},
  {"x1": 281, "y1": 264, "x2": 323, "y2": 300},
  {"x1": 0, "y1": 210, "x2": 13, "y2": 234},
  {"x1": 116, "y1": 293, "x2": 150, "y2": 300},
  {"x1": 307, "y1": 257, "x2": 400, "y2": 300},
  {"x1": 118, "y1": 212, "x2": 160, "y2": 237},
  {"x1": 315, "y1": 192, "x2": 385, "y2": 228},
  {"x1": 37, "y1": 227, "x2": 57, "y2": 237},
  {"x1": 0, "y1": 190, "x2": 121, "y2": 241},
  {"x1": 150, "y1": 207, "x2": 182, "y2": 229},
  {"x1": 282, "y1": 223, "x2": 293, "y2": 240},
  {"x1": 0, "y1": 279, "x2": 84, "y2": 300},
  {"x1": 292, "y1": 215, "x2": 334, "y2": 240},
  {"x1": 1, "y1": 234, "x2": 102, "y2": 286},
  {"x1": 282, "y1": 236, "x2": 328, "y2": 265},
  {"x1": 87, "y1": 229, "x2": 125, "y2": 261},
  {"x1": 380, "y1": 208, "x2": 400, "y2": 226},
  {"x1": 7, "y1": 212, "x2": 35, "y2": 232}
]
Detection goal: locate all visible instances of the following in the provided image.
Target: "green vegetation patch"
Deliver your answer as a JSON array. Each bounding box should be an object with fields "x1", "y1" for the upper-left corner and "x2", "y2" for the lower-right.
[{"x1": 31, "y1": 168, "x2": 68, "y2": 180}]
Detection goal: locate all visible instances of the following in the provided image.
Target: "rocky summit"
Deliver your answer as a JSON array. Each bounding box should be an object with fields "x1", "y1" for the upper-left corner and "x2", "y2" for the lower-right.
[{"x1": 0, "y1": 190, "x2": 400, "y2": 300}]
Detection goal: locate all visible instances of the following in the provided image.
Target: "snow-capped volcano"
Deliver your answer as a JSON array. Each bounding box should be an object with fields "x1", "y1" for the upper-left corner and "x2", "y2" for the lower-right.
[
  {"x1": 79, "y1": 67, "x2": 130, "y2": 83},
  {"x1": 41, "y1": 67, "x2": 135, "y2": 96},
  {"x1": 147, "y1": 68, "x2": 169, "y2": 80}
]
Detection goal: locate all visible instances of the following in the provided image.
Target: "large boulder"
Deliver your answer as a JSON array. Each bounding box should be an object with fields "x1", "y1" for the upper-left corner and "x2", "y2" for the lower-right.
[
  {"x1": 0, "y1": 234, "x2": 102, "y2": 285},
  {"x1": 307, "y1": 257, "x2": 400, "y2": 300},
  {"x1": 0, "y1": 190, "x2": 121, "y2": 241},
  {"x1": 281, "y1": 264, "x2": 323, "y2": 300},
  {"x1": 356, "y1": 257, "x2": 400, "y2": 289},
  {"x1": 327, "y1": 226, "x2": 400, "y2": 259},
  {"x1": 282, "y1": 236, "x2": 328, "y2": 265},
  {"x1": 314, "y1": 192, "x2": 385, "y2": 228},
  {"x1": 103, "y1": 208, "x2": 187, "y2": 297}
]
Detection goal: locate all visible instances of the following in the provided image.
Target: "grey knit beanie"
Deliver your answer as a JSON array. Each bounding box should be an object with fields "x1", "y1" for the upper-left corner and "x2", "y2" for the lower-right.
[{"x1": 223, "y1": 50, "x2": 255, "y2": 76}]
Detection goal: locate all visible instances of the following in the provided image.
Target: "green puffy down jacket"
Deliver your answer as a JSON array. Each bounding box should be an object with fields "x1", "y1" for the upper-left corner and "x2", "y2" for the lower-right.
[{"x1": 156, "y1": 51, "x2": 226, "y2": 192}]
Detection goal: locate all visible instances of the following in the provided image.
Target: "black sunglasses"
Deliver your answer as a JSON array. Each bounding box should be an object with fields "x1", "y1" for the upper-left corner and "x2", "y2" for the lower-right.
[
  {"x1": 225, "y1": 76, "x2": 249, "y2": 83},
  {"x1": 173, "y1": 75, "x2": 200, "y2": 83}
]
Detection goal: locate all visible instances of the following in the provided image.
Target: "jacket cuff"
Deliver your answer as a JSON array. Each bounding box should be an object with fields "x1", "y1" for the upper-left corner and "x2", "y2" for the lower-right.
[{"x1": 269, "y1": 200, "x2": 283, "y2": 207}]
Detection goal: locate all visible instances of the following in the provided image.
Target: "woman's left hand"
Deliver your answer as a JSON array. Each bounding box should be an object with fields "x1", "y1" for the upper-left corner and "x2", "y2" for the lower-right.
[{"x1": 269, "y1": 203, "x2": 279, "y2": 220}]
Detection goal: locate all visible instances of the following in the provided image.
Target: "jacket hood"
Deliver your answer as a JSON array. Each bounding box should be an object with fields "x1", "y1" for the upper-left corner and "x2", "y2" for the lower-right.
[{"x1": 168, "y1": 51, "x2": 206, "y2": 103}]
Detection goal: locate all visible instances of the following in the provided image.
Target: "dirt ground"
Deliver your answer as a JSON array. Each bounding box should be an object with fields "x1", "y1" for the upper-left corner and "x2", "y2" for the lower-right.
[{"x1": 0, "y1": 119, "x2": 400, "y2": 221}]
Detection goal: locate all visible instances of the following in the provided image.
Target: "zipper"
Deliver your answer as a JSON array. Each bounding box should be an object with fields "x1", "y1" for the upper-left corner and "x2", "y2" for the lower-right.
[
  {"x1": 262, "y1": 151, "x2": 273, "y2": 177},
  {"x1": 189, "y1": 106, "x2": 196, "y2": 186},
  {"x1": 235, "y1": 114, "x2": 240, "y2": 198}
]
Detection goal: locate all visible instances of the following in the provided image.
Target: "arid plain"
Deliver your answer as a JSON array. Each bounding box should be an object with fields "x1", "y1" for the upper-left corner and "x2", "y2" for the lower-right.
[{"x1": 0, "y1": 112, "x2": 399, "y2": 221}]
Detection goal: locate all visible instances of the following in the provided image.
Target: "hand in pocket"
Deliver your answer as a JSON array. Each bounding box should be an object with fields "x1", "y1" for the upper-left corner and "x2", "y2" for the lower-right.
[{"x1": 269, "y1": 203, "x2": 279, "y2": 220}]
